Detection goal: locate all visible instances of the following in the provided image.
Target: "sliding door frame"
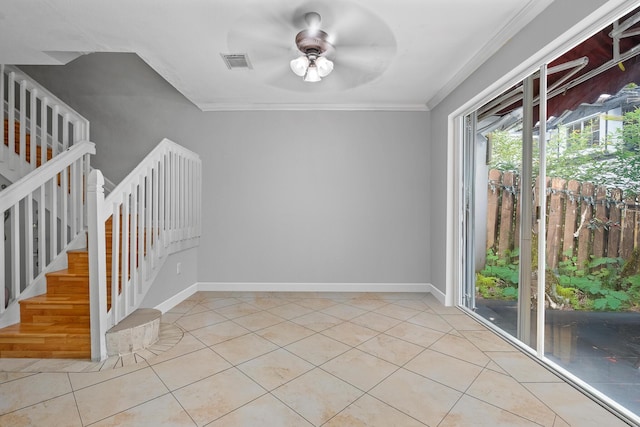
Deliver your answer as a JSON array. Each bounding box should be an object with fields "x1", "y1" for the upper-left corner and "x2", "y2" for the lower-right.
[{"x1": 446, "y1": 2, "x2": 640, "y2": 423}]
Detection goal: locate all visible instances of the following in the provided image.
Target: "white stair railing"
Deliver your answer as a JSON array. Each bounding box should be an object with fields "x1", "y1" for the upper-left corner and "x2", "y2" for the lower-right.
[
  {"x1": 1, "y1": 65, "x2": 90, "y2": 184},
  {"x1": 0, "y1": 141, "x2": 95, "y2": 323},
  {"x1": 87, "y1": 138, "x2": 201, "y2": 360}
]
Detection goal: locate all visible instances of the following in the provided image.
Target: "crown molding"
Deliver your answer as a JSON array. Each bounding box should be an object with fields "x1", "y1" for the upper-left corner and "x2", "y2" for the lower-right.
[
  {"x1": 197, "y1": 103, "x2": 429, "y2": 112},
  {"x1": 426, "y1": 0, "x2": 555, "y2": 110}
]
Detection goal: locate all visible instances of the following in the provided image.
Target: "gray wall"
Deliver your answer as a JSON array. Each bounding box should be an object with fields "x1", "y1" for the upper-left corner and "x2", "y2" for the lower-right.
[
  {"x1": 140, "y1": 246, "x2": 198, "y2": 308},
  {"x1": 22, "y1": 54, "x2": 431, "y2": 287},
  {"x1": 428, "y1": 0, "x2": 610, "y2": 294}
]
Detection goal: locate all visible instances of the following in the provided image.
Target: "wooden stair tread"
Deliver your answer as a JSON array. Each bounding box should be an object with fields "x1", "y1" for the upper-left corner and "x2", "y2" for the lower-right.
[
  {"x1": 0, "y1": 321, "x2": 91, "y2": 359},
  {"x1": 21, "y1": 294, "x2": 90, "y2": 305},
  {"x1": 46, "y1": 269, "x2": 88, "y2": 278},
  {"x1": 46, "y1": 269, "x2": 119, "y2": 279},
  {"x1": 67, "y1": 249, "x2": 88, "y2": 254},
  {"x1": 0, "y1": 323, "x2": 90, "y2": 336}
]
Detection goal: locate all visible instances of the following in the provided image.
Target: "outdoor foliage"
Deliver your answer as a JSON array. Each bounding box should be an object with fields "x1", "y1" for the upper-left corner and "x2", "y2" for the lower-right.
[
  {"x1": 478, "y1": 249, "x2": 640, "y2": 311},
  {"x1": 488, "y1": 107, "x2": 640, "y2": 193},
  {"x1": 482, "y1": 104, "x2": 640, "y2": 311}
]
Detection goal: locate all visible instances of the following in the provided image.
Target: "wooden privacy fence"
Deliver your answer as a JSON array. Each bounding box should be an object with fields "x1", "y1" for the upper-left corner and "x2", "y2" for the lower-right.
[{"x1": 486, "y1": 169, "x2": 640, "y2": 270}]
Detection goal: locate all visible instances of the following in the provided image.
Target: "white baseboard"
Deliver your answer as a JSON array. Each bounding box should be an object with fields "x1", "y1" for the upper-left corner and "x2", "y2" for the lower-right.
[
  {"x1": 154, "y1": 282, "x2": 445, "y2": 313},
  {"x1": 196, "y1": 282, "x2": 432, "y2": 293},
  {"x1": 426, "y1": 283, "x2": 447, "y2": 306},
  {"x1": 154, "y1": 283, "x2": 199, "y2": 313}
]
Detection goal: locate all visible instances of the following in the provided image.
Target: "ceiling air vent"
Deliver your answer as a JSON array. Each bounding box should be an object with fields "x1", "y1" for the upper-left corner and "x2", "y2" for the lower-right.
[{"x1": 221, "y1": 53, "x2": 253, "y2": 70}]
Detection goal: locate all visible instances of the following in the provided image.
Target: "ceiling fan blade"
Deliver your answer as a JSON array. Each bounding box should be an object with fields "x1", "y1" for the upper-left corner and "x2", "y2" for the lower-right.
[
  {"x1": 227, "y1": 0, "x2": 398, "y2": 93},
  {"x1": 331, "y1": 45, "x2": 396, "y2": 82},
  {"x1": 226, "y1": 7, "x2": 299, "y2": 54}
]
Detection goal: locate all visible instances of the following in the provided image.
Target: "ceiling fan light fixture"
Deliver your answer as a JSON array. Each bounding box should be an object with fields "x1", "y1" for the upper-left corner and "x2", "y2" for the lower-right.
[
  {"x1": 290, "y1": 55, "x2": 309, "y2": 77},
  {"x1": 291, "y1": 13, "x2": 335, "y2": 83},
  {"x1": 304, "y1": 63, "x2": 321, "y2": 82}
]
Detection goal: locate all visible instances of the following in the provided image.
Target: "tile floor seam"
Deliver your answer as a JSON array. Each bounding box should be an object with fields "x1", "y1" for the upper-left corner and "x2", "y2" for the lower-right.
[
  {"x1": 0, "y1": 387, "x2": 75, "y2": 418},
  {"x1": 553, "y1": 413, "x2": 573, "y2": 427},
  {"x1": 282, "y1": 333, "x2": 353, "y2": 368},
  {"x1": 82, "y1": 391, "x2": 177, "y2": 427},
  {"x1": 166, "y1": 365, "x2": 239, "y2": 395},
  {"x1": 379, "y1": 329, "x2": 432, "y2": 349},
  {"x1": 264, "y1": 390, "x2": 319, "y2": 426},
  {"x1": 0, "y1": 371, "x2": 39, "y2": 385},
  {"x1": 76, "y1": 367, "x2": 172, "y2": 424},
  {"x1": 256, "y1": 325, "x2": 316, "y2": 347},
  {"x1": 69, "y1": 387, "x2": 85, "y2": 427},
  {"x1": 204, "y1": 366, "x2": 273, "y2": 424},
  {"x1": 317, "y1": 355, "x2": 403, "y2": 394},
  {"x1": 361, "y1": 391, "x2": 431, "y2": 427},
  {"x1": 468, "y1": 368, "x2": 562, "y2": 426},
  {"x1": 434, "y1": 391, "x2": 467, "y2": 427},
  {"x1": 522, "y1": 381, "x2": 623, "y2": 425},
  {"x1": 452, "y1": 393, "x2": 550, "y2": 427},
  {"x1": 227, "y1": 312, "x2": 289, "y2": 333},
  {"x1": 403, "y1": 351, "x2": 487, "y2": 396},
  {"x1": 272, "y1": 367, "x2": 368, "y2": 427},
  {"x1": 146, "y1": 332, "x2": 204, "y2": 364},
  {"x1": 423, "y1": 338, "x2": 494, "y2": 369},
  {"x1": 236, "y1": 356, "x2": 314, "y2": 392},
  {"x1": 162, "y1": 390, "x2": 205, "y2": 427},
  {"x1": 201, "y1": 392, "x2": 273, "y2": 426},
  {"x1": 353, "y1": 338, "x2": 423, "y2": 369},
  {"x1": 317, "y1": 325, "x2": 382, "y2": 346},
  {"x1": 70, "y1": 367, "x2": 148, "y2": 392},
  {"x1": 165, "y1": 391, "x2": 199, "y2": 427},
  {"x1": 209, "y1": 333, "x2": 284, "y2": 367}
]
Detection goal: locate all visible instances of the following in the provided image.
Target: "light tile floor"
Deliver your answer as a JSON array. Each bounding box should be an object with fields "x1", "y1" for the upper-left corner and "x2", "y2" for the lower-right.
[{"x1": 0, "y1": 292, "x2": 633, "y2": 426}]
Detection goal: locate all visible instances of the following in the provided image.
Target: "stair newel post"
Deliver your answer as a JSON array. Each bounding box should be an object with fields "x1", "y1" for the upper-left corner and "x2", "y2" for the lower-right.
[{"x1": 87, "y1": 169, "x2": 107, "y2": 361}]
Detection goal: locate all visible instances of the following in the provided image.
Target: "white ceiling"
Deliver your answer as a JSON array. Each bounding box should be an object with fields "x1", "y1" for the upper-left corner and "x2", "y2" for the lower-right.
[{"x1": 0, "y1": 0, "x2": 554, "y2": 111}]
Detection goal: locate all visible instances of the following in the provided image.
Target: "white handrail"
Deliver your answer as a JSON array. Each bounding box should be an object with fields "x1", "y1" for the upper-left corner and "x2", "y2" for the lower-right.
[
  {"x1": 3, "y1": 65, "x2": 90, "y2": 140},
  {"x1": 88, "y1": 138, "x2": 201, "y2": 360},
  {"x1": 0, "y1": 141, "x2": 95, "y2": 318},
  {"x1": 1, "y1": 65, "x2": 90, "y2": 184},
  {"x1": 0, "y1": 142, "x2": 95, "y2": 210}
]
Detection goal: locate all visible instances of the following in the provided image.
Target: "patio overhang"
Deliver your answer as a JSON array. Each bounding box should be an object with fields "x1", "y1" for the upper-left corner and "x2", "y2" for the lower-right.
[{"x1": 479, "y1": 9, "x2": 640, "y2": 122}]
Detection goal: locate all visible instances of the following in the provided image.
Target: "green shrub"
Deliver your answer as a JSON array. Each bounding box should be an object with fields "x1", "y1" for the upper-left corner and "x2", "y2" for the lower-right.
[{"x1": 480, "y1": 249, "x2": 640, "y2": 311}]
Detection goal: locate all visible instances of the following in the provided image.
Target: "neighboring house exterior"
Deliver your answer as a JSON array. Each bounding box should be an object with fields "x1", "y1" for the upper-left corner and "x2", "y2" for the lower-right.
[{"x1": 549, "y1": 85, "x2": 640, "y2": 150}]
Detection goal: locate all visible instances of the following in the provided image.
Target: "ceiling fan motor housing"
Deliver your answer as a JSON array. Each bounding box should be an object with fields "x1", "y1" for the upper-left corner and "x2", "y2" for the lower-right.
[{"x1": 295, "y1": 29, "x2": 334, "y2": 57}]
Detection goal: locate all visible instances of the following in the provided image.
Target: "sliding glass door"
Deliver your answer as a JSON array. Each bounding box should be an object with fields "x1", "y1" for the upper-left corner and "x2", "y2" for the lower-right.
[
  {"x1": 459, "y1": 6, "x2": 640, "y2": 420},
  {"x1": 462, "y1": 71, "x2": 540, "y2": 347}
]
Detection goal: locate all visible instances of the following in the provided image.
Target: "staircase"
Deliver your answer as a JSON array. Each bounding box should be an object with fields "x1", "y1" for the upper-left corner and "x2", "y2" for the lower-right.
[
  {"x1": 0, "y1": 219, "x2": 121, "y2": 358},
  {"x1": 0, "y1": 249, "x2": 91, "y2": 358},
  {"x1": 0, "y1": 103, "x2": 92, "y2": 357},
  {"x1": 0, "y1": 64, "x2": 202, "y2": 361}
]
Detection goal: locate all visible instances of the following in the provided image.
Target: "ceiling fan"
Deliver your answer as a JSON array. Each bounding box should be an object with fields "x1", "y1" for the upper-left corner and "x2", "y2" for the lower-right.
[
  {"x1": 289, "y1": 12, "x2": 335, "y2": 82},
  {"x1": 226, "y1": 2, "x2": 397, "y2": 92}
]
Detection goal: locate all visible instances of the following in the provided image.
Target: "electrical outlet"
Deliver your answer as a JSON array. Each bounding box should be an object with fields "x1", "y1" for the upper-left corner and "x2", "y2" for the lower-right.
[{"x1": 176, "y1": 262, "x2": 181, "y2": 275}]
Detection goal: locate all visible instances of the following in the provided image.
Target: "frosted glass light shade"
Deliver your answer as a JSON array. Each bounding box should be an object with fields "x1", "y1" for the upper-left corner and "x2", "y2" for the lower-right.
[
  {"x1": 290, "y1": 56, "x2": 309, "y2": 77},
  {"x1": 316, "y1": 57, "x2": 333, "y2": 77},
  {"x1": 304, "y1": 65, "x2": 321, "y2": 82}
]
